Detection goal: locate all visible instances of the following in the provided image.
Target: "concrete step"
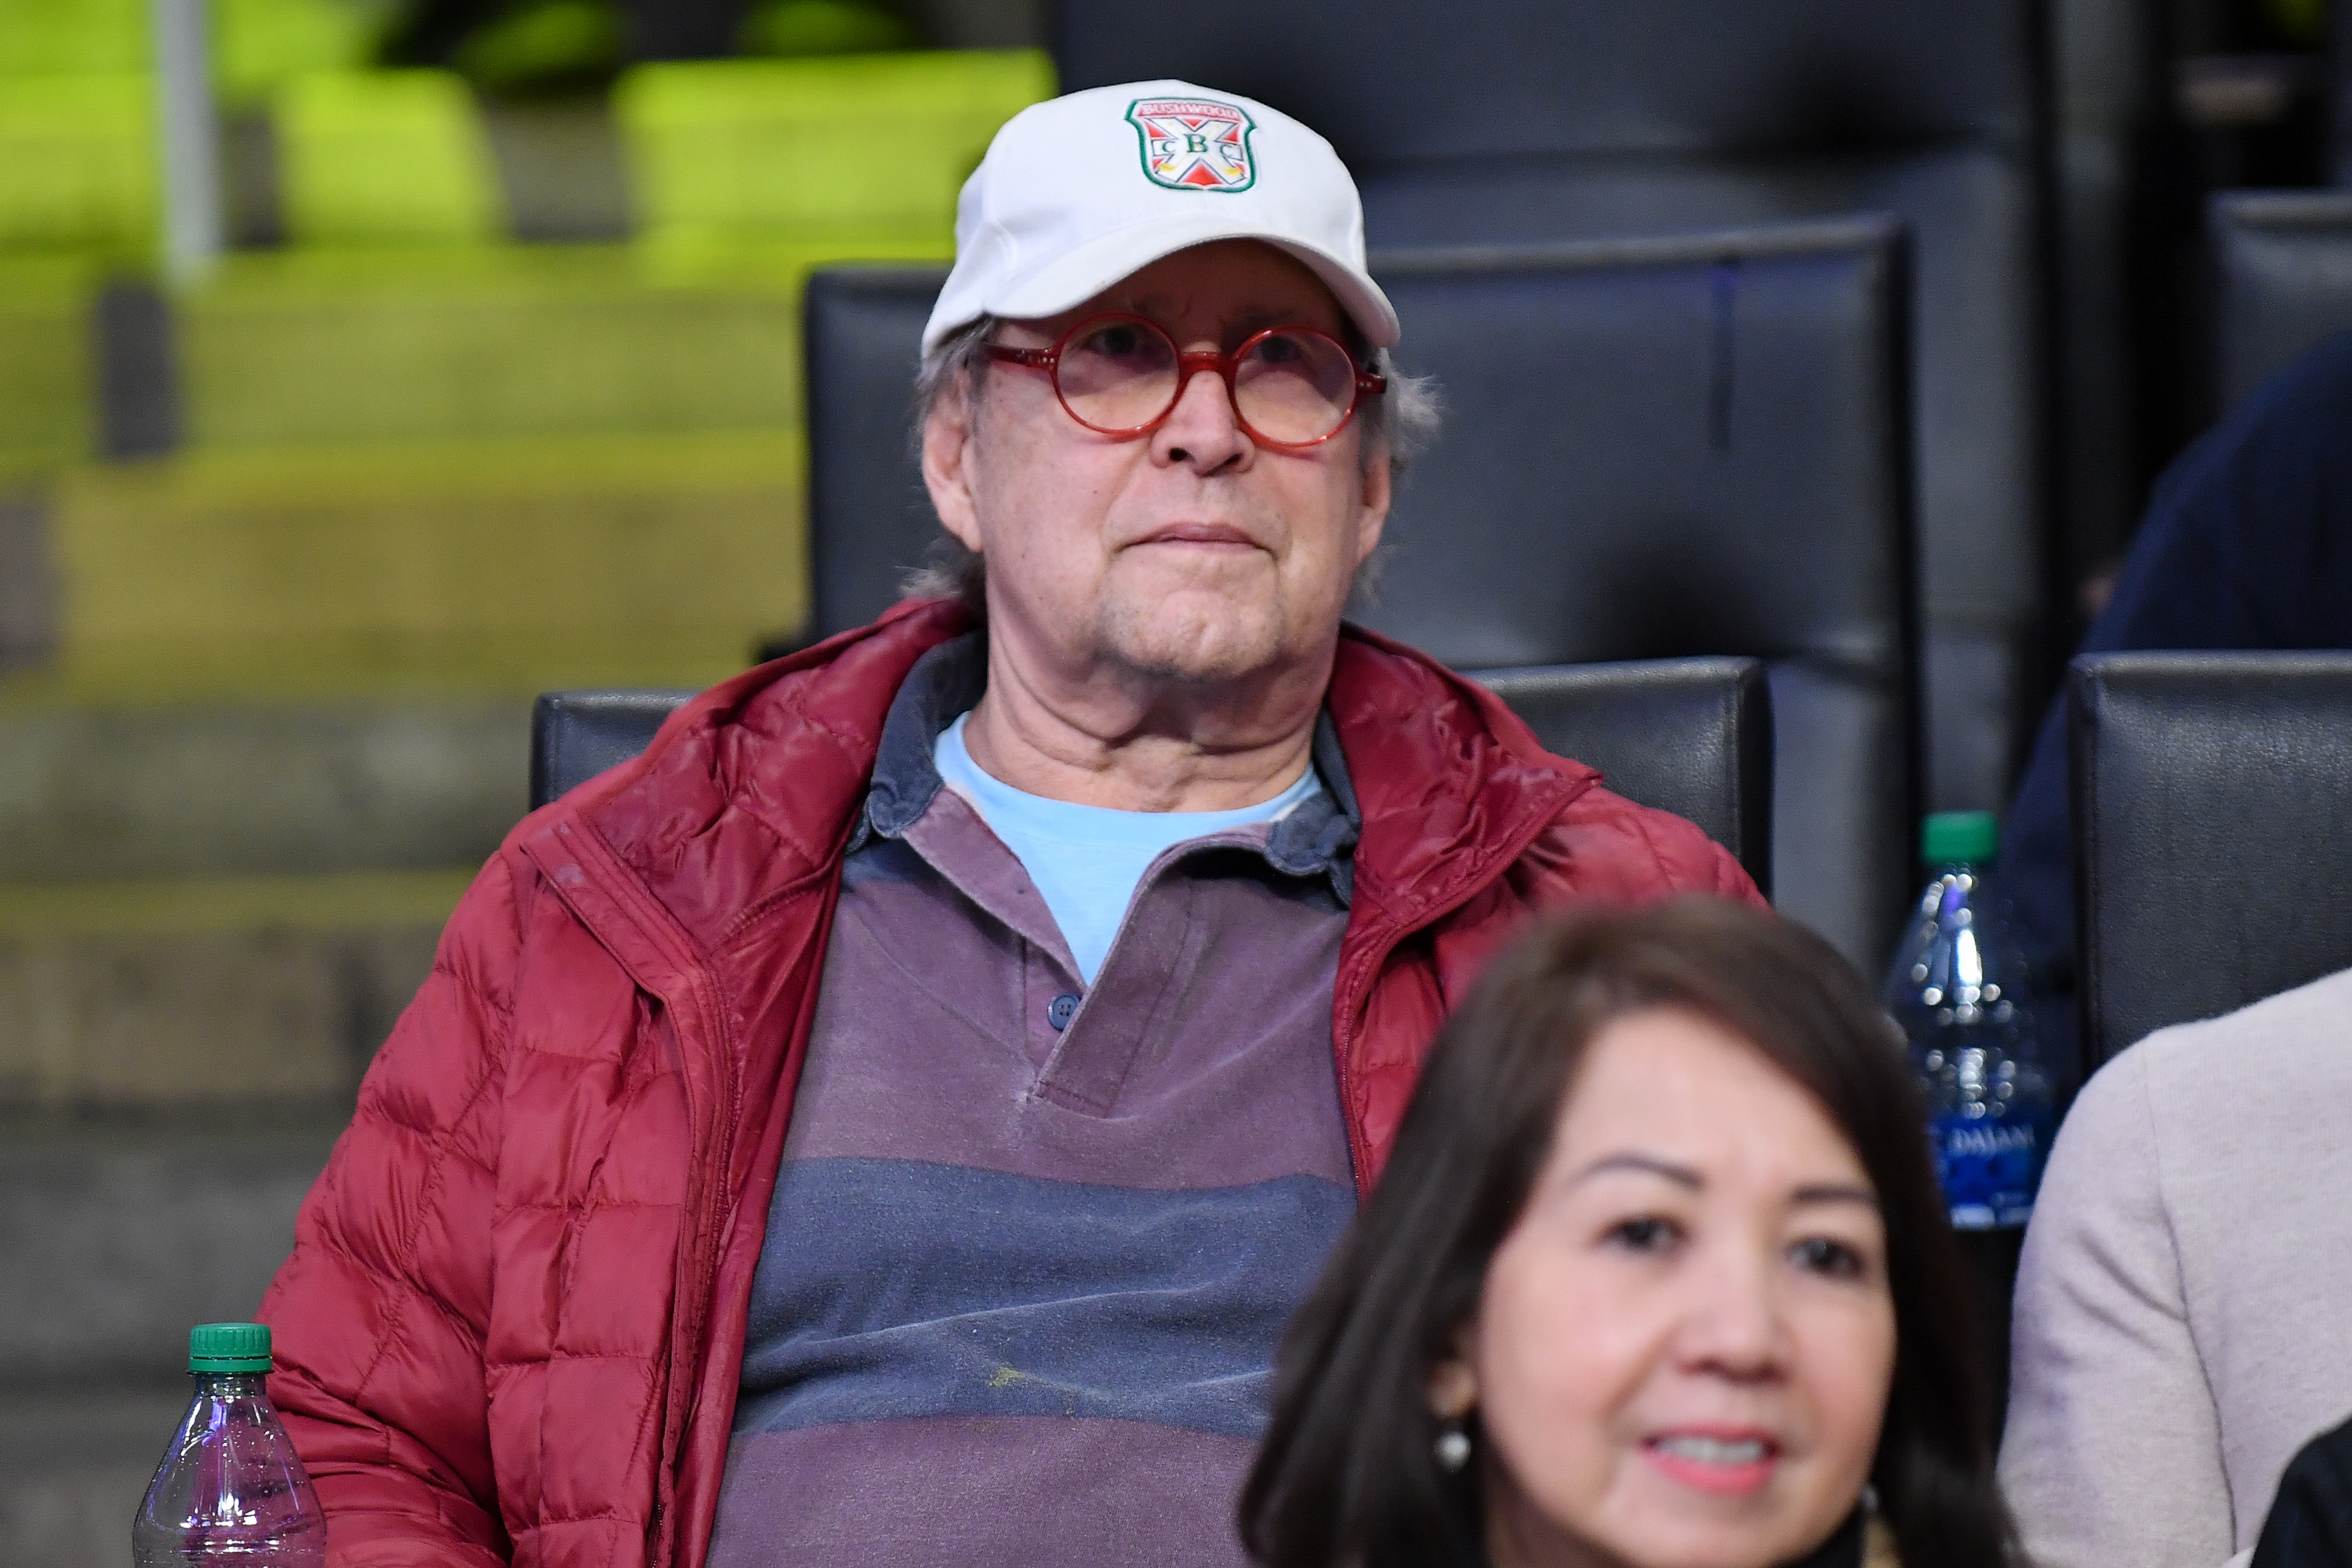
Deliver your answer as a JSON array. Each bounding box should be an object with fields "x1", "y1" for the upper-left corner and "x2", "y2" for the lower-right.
[
  {"x1": 48, "y1": 428, "x2": 803, "y2": 693},
  {"x1": 0, "y1": 869, "x2": 467, "y2": 1112},
  {"x1": 0, "y1": 1112, "x2": 345, "y2": 1567},
  {"x1": 0, "y1": 256, "x2": 93, "y2": 483},
  {"x1": 182, "y1": 246, "x2": 803, "y2": 447},
  {"x1": 0, "y1": 1114, "x2": 341, "y2": 1382},
  {"x1": 0, "y1": 1382, "x2": 191, "y2": 1568},
  {"x1": 0, "y1": 696, "x2": 528, "y2": 880}
]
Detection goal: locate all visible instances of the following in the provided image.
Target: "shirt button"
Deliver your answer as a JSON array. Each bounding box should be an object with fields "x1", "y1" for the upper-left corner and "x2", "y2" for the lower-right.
[{"x1": 1047, "y1": 993, "x2": 1080, "y2": 1029}]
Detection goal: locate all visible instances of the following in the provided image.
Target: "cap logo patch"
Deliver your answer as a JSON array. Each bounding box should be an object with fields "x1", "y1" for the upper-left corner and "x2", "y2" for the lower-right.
[{"x1": 1127, "y1": 97, "x2": 1256, "y2": 192}]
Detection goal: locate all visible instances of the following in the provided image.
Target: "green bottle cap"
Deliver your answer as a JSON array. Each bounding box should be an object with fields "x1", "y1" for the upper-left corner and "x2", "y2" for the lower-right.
[
  {"x1": 188, "y1": 1322, "x2": 273, "y2": 1374},
  {"x1": 1922, "y1": 811, "x2": 1999, "y2": 867}
]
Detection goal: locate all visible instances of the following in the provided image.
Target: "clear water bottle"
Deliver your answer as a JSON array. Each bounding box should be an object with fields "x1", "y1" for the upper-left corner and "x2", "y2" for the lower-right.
[
  {"x1": 133, "y1": 1322, "x2": 326, "y2": 1566},
  {"x1": 1884, "y1": 811, "x2": 2056, "y2": 1229}
]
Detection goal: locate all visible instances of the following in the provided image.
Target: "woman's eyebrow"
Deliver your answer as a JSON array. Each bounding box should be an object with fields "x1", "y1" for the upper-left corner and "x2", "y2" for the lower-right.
[
  {"x1": 1566, "y1": 1151, "x2": 1702, "y2": 1189},
  {"x1": 1791, "y1": 1183, "x2": 1881, "y2": 1210},
  {"x1": 1564, "y1": 1157, "x2": 1881, "y2": 1211}
]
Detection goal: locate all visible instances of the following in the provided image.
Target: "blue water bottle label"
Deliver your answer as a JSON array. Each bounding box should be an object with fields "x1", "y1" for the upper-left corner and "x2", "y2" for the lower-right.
[{"x1": 1931, "y1": 1104, "x2": 2053, "y2": 1229}]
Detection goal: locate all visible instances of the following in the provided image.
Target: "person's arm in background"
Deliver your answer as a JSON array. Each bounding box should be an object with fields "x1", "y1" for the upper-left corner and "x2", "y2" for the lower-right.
[
  {"x1": 257, "y1": 855, "x2": 532, "y2": 1568},
  {"x1": 1999, "y1": 1046, "x2": 2243, "y2": 1568},
  {"x1": 2004, "y1": 333, "x2": 2352, "y2": 993}
]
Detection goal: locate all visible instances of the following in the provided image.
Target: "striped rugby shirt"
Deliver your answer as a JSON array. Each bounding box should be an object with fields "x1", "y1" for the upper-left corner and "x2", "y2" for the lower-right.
[{"x1": 705, "y1": 634, "x2": 1361, "y2": 1568}]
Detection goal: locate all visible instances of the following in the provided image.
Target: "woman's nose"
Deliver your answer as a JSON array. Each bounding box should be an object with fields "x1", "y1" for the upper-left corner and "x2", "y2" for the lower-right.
[{"x1": 1674, "y1": 1246, "x2": 1792, "y2": 1378}]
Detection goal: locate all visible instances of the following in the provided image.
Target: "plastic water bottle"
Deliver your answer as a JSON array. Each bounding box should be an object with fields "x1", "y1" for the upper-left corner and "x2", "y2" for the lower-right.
[
  {"x1": 1884, "y1": 811, "x2": 2055, "y2": 1229},
  {"x1": 133, "y1": 1322, "x2": 326, "y2": 1566}
]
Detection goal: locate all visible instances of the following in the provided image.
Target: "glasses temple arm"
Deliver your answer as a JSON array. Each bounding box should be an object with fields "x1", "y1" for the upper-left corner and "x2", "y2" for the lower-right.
[{"x1": 984, "y1": 343, "x2": 1057, "y2": 369}]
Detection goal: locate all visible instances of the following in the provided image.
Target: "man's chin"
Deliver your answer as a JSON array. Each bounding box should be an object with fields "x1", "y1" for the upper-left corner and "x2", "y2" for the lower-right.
[{"x1": 1094, "y1": 596, "x2": 1291, "y2": 686}]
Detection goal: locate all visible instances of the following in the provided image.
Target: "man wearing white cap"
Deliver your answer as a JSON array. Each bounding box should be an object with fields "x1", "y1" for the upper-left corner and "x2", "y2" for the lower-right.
[{"x1": 256, "y1": 82, "x2": 1759, "y2": 1568}]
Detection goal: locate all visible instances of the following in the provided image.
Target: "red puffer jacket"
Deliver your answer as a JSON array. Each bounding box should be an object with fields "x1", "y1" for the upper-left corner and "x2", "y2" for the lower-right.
[{"x1": 258, "y1": 597, "x2": 1760, "y2": 1568}]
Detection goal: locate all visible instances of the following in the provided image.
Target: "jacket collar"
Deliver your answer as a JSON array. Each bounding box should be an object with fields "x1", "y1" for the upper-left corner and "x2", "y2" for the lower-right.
[
  {"x1": 540, "y1": 597, "x2": 975, "y2": 963},
  {"x1": 542, "y1": 602, "x2": 1593, "y2": 963},
  {"x1": 1323, "y1": 622, "x2": 1599, "y2": 938}
]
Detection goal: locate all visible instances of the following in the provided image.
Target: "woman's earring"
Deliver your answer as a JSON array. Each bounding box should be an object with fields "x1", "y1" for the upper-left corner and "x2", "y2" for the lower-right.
[
  {"x1": 1435, "y1": 1421, "x2": 1472, "y2": 1472},
  {"x1": 1861, "y1": 1483, "x2": 1880, "y2": 1517}
]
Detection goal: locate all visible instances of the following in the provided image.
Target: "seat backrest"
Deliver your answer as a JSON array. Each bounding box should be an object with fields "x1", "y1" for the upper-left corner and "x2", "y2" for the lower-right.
[
  {"x1": 1475, "y1": 657, "x2": 1771, "y2": 895},
  {"x1": 613, "y1": 51, "x2": 1052, "y2": 246},
  {"x1": 1363, "y1": 223, "x2": 1909, "y2": 673},
  {"x1": 1369, "y1": 222, "x2": 1915, "y2": 964},
  {"x1": 2209, "y1": 191, "x2": 2352, "y2": 412},
  {"x1": 531, "y1": 689, "x2": 697, "y2": 811},
  {"x1": 274, "y1": 69, "x2": 505, "y2": 245},
  {"x1": 530, "y1": 659, "x2": 1770, "y2": 895},
  {"x1": 0, "y1": 74, "x2": 157, "y2": 258},
  {"x1": 0, "y1": 0, "x2": 147, "y2": 76},
  {"x1": 804, "y1": 263, "x2": 951, "y2": 640},
  {"x1": 2070, "y1": 652, "x2": 2352, "y2": 1070},
  {"x1": 212, "y1": 0, "x2": 380, "y2": 112}
]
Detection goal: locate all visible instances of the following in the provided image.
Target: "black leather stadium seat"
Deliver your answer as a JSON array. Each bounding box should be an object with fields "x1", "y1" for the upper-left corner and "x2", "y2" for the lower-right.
[
  {"x1": 805, "y1": 266, "x2": 956, "y2": 641},
  {"x1": 1054, "y1": 0, "x2": 2053, "y2": 822},
  {"x1": 528, "y1": 661, "x2": 1771, "y2": 897},
  {"x1": 1367, "y1": 223, "x2": 1914, "y2": 966},
  {"x1": 1475, "y1": 657, "x2": 1771, "y2": 896},
  {"x1": 529, "y1": 690, "x2": 697, "y2": 811},
  {"x1": 2209, "y1": 191, "x2": 2352, "y2": 413},
  {"x1": 2069, "y1": 652, "x2": 2352, "y2": 1072},
  {"x1": 801, "y1": 222, "x2": 1910, "y2": 964}
]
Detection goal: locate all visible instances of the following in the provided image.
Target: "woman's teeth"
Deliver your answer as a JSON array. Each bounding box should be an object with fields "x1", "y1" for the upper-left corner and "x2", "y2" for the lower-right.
[{"x1": 1653, "y1": 1435, "x2": 1768, "y2": 1465}]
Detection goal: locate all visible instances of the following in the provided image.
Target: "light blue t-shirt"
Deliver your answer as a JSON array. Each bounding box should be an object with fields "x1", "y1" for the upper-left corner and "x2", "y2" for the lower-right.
[{"x1": 933, "y1": 713, "x2": 1324, "y2": 985}]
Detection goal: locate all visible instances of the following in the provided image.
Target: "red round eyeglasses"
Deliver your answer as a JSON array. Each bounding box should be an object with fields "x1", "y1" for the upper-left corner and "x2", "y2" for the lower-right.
[{"x1": 983, "y1": 312, "x2": 1386, "y2": 451}]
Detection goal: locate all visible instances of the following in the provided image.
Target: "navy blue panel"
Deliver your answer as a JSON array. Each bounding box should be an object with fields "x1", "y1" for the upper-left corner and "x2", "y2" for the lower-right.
[{"x1": 735, "y1": 1159, "x2": 1356, "y2": 1440}]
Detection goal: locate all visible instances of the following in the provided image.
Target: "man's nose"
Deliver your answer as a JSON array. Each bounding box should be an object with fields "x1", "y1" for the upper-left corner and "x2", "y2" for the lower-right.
[{"x1": 1151, "y1": 358, "x2": 1254, "y2": 472}]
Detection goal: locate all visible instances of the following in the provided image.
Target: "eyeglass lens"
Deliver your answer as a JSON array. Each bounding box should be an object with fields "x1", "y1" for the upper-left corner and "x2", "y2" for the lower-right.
[{"x1": 1055, "y1": 319, "x2": 1360, "y2": 444}]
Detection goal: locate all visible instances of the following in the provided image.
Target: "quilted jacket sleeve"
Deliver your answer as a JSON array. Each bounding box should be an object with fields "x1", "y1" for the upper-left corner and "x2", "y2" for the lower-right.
[
  {"x1": 1690, "y1": 831, "x2": 1764, "y2": 906},
  {"x1": 1512, "y1": 782, "x2": 1767, "y2": 912},
  {"x1": 259, "y1": 852, "x2": 528, "y2": 1568},
  {"x1": 1633, "y1": 793, "x2": 1765, "y2": 907}
]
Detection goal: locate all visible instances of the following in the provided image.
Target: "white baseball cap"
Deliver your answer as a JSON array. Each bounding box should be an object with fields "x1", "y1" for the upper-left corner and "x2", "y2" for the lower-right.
[{"x1": 922, "y1": 79, "x2": 1400, "y2": 355}]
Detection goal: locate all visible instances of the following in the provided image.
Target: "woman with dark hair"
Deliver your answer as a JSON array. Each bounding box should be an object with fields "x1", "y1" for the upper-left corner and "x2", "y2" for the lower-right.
[{"x1": 1240, "y1": 898, "x2": 2020, "y2": 1568}]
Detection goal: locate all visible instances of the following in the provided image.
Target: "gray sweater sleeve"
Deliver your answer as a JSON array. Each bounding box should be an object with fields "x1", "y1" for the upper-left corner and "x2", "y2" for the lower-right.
[{"x1": 1998, "y1": 1048, "x2": 2241, "y2": 1568}]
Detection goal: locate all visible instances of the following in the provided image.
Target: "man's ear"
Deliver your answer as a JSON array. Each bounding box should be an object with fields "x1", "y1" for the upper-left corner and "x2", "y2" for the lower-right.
[
  {"x1": 1352, "y1": 436, "x2": 1393, "y2": 570},
  {"x1": 922, "y1": 374, "x2": 985, "y2": 554}
]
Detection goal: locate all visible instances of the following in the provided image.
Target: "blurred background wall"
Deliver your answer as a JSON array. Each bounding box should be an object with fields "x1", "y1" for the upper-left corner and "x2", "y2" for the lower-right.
[
  {"x1": 0, "y1": 0, "x2": 2339, "y2": 1559},
  {"x1": 0, "y1": 2, "x2": 1051, "y2": 1558}
]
